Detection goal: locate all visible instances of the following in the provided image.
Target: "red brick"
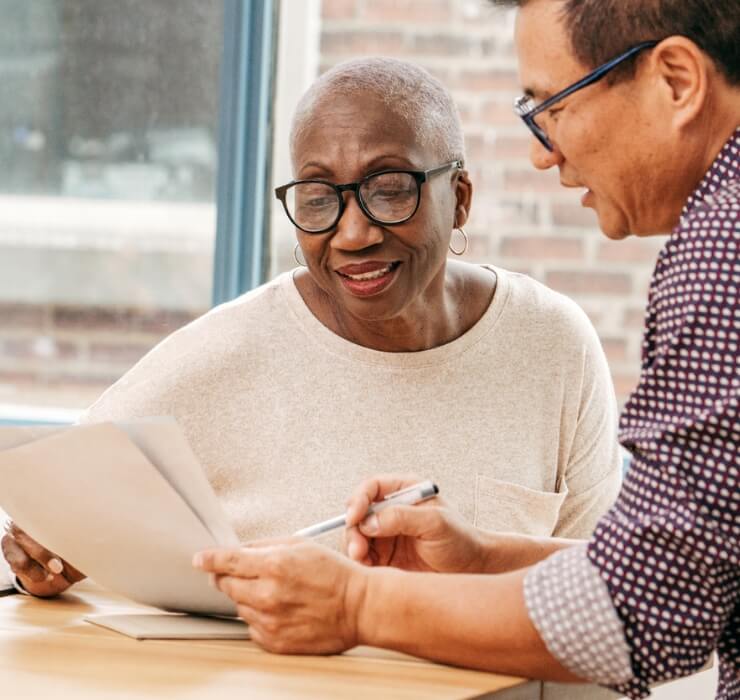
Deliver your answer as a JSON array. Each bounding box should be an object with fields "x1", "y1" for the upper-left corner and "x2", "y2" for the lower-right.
[
  {"x1": 601, "y1": 338, "x2": 628, "y2": 363},
  {"x1": 460, "y1": 70, "x2": 520, "y2": 93},
  {"x1": 597, "y1": 238, "x2": 663, "y2": 263},
  {"x1": 504, "y1": 168, "x2": 563, "y2": 193},
  {"x1": 361, "y1": 0, "x2": 451, "y2": 24},
  {"x1": 0, "y1": 304, "x2": 47, "y2": 330},
  {"x1": 89, "y1": 342, "x2": 152, "y2": 364},
  {"x1": 410, "y1": 34, "x2": 476, "y2": 56},
  {"x1": 320, "y1": 30, "x2": 407, "y2": 56},
  {"x1": 500, "y1": 236, "x2": 584, "y2": 260},
  {"x1": 551, "y1": 202, "x2": 599, "y2": 228},
  {"x1": 480, "y1": 100, "x2": 520, "y2": 127},
  {"x1": 321, "y1": 0, "x2": 357, "y2": 20},
  {"x1": 624, "y1": 306, "x2": 648, "y2": 329},
  {"x1": 488, "y1": 136, "x2": 531, "y2": 160},
  {"x1": 1, "y1": 338, "x2": 79, "y2": 360},
  {"x1": 52, "y1": 306, "x2": 199, "y2": 335},
  {"x1": 545, "y1": 271, "x2": 632, "y2": 295},
  {"x1": 613, "y1": 373, "x2": 640, "y2": 401}
]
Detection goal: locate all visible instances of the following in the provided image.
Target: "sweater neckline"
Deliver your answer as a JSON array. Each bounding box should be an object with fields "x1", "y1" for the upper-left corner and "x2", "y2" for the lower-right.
[{"x1": 278, "y1": 264, "x2": 510, "y2": 368}]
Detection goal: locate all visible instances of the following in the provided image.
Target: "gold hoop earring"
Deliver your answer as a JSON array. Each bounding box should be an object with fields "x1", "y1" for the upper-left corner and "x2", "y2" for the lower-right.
[
  {"x1": 293, "y1": 242, "x2": 307, "y2": 267},
  {"x1": 449, "y1": 227, "x2": 468, "y2": 256}
]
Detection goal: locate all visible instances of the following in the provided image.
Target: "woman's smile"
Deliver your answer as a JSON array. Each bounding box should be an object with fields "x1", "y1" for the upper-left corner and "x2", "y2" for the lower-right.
[{"x1": 335, "y1": 260, "x2": 402, "y2": 297}]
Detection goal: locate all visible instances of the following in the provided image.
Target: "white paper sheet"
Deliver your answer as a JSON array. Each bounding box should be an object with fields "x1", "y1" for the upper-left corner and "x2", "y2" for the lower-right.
[
  {"x1": 85, "y1": 613, "x2": 250, "y2": 640},
  {"x1": 0, "y1": 421, "x2": 238, "y2": 616}
]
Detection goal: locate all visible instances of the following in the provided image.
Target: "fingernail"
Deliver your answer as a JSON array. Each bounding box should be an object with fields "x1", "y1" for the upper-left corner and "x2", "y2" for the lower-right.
[
  {"x1": 46, "y1": 572, "x2": 54, "y2": 582},
  {"x1": 192, "y1": 553, "x2": 203, "y2": 568},
  {"x1": 361, "y1": 514, "x2": 379, "y2": 535},
  {"x1": 48, "y1": 558, "x2": 63, "y2": 575},
  {"x1": 348, "y1": 541, "x2": 360, "y2": 560}
]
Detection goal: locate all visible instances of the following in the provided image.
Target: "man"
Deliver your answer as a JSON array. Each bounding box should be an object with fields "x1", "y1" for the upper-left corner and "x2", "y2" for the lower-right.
[{"x1": 192, "y1": 2, "x2": 739, "y2": 699}]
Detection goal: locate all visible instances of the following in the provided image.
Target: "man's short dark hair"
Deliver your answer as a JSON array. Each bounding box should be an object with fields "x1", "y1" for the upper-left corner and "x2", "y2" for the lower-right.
[{"x1": 490, "y1": 0, "x2": 740, "y2": 85}]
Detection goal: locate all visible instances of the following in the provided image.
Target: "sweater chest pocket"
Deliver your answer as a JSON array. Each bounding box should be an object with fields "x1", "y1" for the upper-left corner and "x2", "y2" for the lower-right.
[{"x1": 474, "y1": 474, "x2": 567, "y2": 536}]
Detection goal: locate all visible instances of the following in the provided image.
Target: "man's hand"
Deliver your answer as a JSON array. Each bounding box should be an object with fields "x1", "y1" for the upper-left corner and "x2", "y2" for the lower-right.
[
  {"x1": 1, "y1": 521, "x2": 85, "y2": 597},
  {"x1": 343, "y1": 474, "x2": 489, "y2": 574},
  {"x1": 193, "y1": 538, "x2": 367, "y2": 655}
]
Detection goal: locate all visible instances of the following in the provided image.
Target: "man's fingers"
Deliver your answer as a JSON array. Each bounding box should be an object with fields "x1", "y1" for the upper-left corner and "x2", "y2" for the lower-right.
[
  {"x1": 345, "y1": 526, "x2": 369, "y2": 562},
  {"x1": 193, "y1": 547, "x2": 268, "y2": 577},
  {"x1": 1, "y1": 534, "x2": 49, "y2": 583},
  {"x1": 359, "y1": 504, "x2": 437, "y2": 539},
  {"x1": 345, "y1": 473, "x2": 423, "y2": 526}
]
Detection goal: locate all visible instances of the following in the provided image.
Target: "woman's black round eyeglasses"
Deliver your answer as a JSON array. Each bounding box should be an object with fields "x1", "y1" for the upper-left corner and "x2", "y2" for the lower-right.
[{"x1": 275, "y1": 160, "x2": 462, "y2": 234}]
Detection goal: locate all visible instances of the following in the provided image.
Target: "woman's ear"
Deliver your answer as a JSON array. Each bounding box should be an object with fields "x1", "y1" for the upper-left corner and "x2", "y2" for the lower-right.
[
  {"x1": 454, "y1": 168, "x2": 473, "y2": 228},
  {"x1": 650, "y1": 36, "x2": 710, "y2": 130}
]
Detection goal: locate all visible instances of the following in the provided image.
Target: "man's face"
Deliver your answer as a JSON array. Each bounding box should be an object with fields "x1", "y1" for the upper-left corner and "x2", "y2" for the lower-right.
[
  {"x1": 513, "y1": 0, "x2": 667, "y2": 239},
  {"x1": 291, "y1": 92, "x2": 462, "y2": 322}
]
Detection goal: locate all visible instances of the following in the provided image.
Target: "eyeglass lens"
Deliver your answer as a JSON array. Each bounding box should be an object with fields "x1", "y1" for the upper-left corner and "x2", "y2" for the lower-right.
[{"x1": 286, "y1": 171, "x2": 419, "y2": 232}]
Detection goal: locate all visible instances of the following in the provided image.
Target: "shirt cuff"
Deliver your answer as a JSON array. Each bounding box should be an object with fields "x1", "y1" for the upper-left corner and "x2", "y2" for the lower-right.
[{"x1": 524, "y1": 543, "x2": 635, "y2": 688}]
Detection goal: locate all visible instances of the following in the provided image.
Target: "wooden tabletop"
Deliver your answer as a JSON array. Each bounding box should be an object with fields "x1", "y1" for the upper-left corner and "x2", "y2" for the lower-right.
[{"x1": 0, "y1": 581, "x2": 537, "y2": 699}]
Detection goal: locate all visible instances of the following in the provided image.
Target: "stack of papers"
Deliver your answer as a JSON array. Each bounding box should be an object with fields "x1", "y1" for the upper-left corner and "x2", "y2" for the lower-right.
[{"x1": 0, "y1": 419, "x2": 239, "y2": 617}]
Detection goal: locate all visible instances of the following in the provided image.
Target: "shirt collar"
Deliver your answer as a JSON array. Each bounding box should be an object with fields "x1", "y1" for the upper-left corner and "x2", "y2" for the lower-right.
[{"x1": 681, "y1": 126, "x2": 740, "y2": 220}]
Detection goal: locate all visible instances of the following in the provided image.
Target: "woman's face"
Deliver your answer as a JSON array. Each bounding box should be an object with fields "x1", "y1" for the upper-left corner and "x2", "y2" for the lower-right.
[{"x1": 291, "y1": 93, "x2": 470, "y2": 323}]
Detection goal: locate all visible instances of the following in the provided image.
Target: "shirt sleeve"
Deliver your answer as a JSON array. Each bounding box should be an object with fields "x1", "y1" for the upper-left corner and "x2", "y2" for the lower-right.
[{"x1": 524, "y1": 544, "x2": 636, "y2": 688}]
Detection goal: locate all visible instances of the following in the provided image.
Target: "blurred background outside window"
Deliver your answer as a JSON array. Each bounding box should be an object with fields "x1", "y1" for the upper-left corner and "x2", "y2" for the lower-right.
[
  {"x1": 0, "y1": 0, "x2": 664, "y2": 419},
  {"x1": 0, "y1": 0, "x2": 222, "y2": 417}
]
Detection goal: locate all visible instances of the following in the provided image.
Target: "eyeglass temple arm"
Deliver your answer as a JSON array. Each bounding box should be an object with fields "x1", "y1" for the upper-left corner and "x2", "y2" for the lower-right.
[
  {"x1": 528, "y1": 40, "x2": 659, "y2": 117},
  {"x1": 424, "y1": 160, "x2": 463, "y2": 178}
]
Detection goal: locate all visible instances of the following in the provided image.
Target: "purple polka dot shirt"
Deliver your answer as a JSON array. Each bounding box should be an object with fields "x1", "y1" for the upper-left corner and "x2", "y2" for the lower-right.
[{"x1": 525, "y1": 127, "x2": 739, "y2": 699}]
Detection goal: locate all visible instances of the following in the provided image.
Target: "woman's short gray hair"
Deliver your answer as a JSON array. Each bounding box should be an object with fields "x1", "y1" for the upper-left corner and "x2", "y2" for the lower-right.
[{"x1": 290, "y1": 57, "x2": 466, "y2": 166}]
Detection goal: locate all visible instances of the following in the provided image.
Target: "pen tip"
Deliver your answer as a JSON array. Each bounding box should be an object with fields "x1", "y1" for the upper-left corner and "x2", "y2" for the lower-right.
[{"x1": 432, "y1": 483, "x2": 439, "y2": 495}]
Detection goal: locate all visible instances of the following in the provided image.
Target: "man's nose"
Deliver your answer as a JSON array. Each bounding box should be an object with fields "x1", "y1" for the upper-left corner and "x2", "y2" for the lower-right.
[
  {"x1": 331, "y1": 193, "x2": 384, "y2": 250},
  {"x1": 530, "y1": 138, "x2": 563, "y2": 170}
]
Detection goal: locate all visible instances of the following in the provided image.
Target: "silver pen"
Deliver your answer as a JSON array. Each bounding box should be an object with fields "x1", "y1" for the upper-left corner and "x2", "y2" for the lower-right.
[{"x1": 294, "y1": 480, "x2": 439, "y2": 538}]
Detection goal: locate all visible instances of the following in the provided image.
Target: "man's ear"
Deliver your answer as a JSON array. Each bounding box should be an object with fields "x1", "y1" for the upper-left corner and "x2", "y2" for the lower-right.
[
  {"x1": 650, "y1": 36, "x2": 710, "y2": 130},
  {"x1": 454, "y1": 168, "x2": 473, "y2": 228}
]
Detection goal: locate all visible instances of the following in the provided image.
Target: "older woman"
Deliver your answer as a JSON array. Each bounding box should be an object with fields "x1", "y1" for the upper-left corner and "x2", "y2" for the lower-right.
[{"x1": 2, "y1": 58, "x2": 619, "y2": 600}]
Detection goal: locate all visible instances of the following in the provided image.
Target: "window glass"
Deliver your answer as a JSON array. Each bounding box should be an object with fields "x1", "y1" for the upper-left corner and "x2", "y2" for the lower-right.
[{"x1": 0, "y1": 0, "x2": 223, "y2": 412}]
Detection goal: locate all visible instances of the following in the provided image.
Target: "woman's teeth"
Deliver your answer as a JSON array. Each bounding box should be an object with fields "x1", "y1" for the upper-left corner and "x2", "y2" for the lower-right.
[{"x1": 342, "y1": 264, "x2": 395, "y2": 281}]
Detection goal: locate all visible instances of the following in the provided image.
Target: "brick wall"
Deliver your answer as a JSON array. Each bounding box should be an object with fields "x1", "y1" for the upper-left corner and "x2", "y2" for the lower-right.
[
  {"x1": 0, "y1": 0, "x2": 666, "y2": 412},
  {"x1": 318, "y1": 0, "x2": 665, "y2": 405},
  {"x1": 0, "y1": 302, "x2": 201, "y2": 409}
]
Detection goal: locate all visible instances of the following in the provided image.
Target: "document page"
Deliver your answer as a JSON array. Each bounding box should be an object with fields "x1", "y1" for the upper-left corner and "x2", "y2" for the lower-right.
[{"x1": 0, "y1": 421, "x2": 238, "y2": 616}]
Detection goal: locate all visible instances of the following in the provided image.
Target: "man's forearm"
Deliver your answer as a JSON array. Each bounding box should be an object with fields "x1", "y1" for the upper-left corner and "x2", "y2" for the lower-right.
[
  {"x1": 477, "y1": 531, "x2": 579, "y2": 574},
  {"x1": 355, "y1": 566, "x2": 582, "y2": 682}
]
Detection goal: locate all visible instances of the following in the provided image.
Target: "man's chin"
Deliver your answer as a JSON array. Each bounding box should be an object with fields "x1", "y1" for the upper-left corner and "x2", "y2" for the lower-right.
[{"x1": 595, "y1": 210, "x2": 631, "y2": 240}]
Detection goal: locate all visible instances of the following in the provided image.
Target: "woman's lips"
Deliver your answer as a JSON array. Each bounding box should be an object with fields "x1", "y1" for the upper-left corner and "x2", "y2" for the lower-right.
[{"x1": 336, "y1": 261, "x2": 401, "y2": 297}]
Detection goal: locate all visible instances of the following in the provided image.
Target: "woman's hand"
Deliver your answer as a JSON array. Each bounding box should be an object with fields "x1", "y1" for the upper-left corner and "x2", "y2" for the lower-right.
[
  {"x1": 193, "y1": 538, "x2": 368, "y2": 655},
  {"x1": 344, "y1": 474, "x2": 488, "y2": 574},
  {"x1": 1, "y1": 521, "x2": 85, "y2": 597}
]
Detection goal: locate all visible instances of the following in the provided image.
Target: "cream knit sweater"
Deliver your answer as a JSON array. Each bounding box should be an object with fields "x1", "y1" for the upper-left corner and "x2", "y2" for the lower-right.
[{"x1": 84, "y1": 265, "x2": 621, "y2": 542}]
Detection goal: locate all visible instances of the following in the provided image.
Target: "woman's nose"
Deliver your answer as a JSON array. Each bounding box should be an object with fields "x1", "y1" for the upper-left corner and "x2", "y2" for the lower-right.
[
  {"x1": 530, "y1": 137, "x2": 563, "y2": 171},
  {"x1": 331, "y1": 194, "x2": 384, "y2": 250}
]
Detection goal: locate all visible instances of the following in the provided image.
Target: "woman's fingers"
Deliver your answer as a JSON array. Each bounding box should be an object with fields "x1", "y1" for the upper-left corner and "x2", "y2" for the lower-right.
[{"x1": 1, "y1": 533, "x2": 48, "y2": 583}]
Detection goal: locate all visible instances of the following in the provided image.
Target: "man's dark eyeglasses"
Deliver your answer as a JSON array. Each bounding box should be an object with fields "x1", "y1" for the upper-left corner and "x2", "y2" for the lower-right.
[
  {"x1": 513, "y1": 40, "x2": 660, "y2": 152},
  {"x1": 274, "y1": 161, "x2": 462, "y2": 234}
]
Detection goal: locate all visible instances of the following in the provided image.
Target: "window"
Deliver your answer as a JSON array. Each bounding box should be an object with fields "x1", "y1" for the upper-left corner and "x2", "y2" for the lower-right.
[{"x1": 0, "y1": 0, "x2": 279, "y2": 419}]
